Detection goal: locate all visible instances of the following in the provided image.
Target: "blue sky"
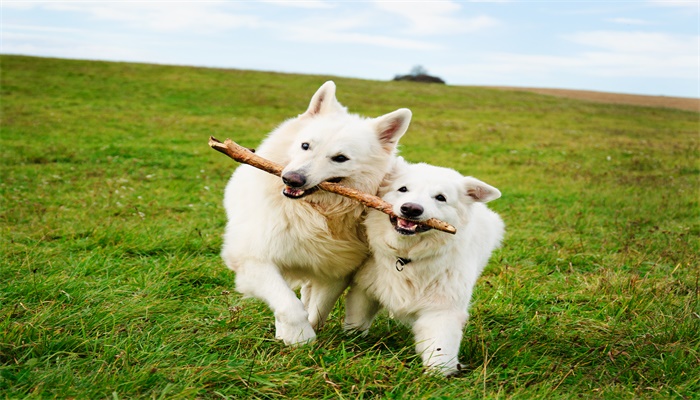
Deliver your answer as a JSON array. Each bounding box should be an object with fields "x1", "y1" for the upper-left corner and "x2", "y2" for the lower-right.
[{"x1": 2, "y1": 1, "x2": 698, "y2": 98}]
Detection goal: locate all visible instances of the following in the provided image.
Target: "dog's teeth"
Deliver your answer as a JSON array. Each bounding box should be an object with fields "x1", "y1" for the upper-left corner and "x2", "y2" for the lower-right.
[{"x1": 284, "y1": 187, "x2": 304, "y2": 197}]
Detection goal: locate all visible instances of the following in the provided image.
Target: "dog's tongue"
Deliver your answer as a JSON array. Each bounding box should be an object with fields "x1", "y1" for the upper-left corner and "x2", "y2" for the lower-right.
[{"x1": 397, "y1": 218, "x2": 418, "y2": 230}]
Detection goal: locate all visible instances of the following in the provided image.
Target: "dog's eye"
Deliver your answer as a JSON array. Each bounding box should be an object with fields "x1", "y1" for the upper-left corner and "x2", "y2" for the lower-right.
[
  {"x1": 435, "y1": 194, "x2": 447, "y2": 202},
  {"x1": 398, "y1": 186, "x2": 408, "y2": 193},
  {"x1": 331, "y1": 154, "x2": 349, "y2": 163},
  {"x1": 301, "y1": 142, "x2": 310, "y2": 150}
]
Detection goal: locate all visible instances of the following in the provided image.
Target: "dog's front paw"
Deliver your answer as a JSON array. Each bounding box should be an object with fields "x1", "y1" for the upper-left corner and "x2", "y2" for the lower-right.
[
  {"x1": 342, "y1": 321, "x2": 370, "y2": 336},
  {"x1": 275, "y1": 318, "x2": 316, "y2": 346},
  {"x1": 443, "y1": 362, "x2": 464, "y2": 378},
  {"x1": 424, "y1": 361, "x2": 462, "y2": 378}
]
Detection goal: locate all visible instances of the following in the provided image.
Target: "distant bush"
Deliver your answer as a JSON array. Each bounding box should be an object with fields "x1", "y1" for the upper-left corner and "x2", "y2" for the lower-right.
[
  {"x1": 393, "y1": 74, "x2": 446, "y2": 84},
  {"x1": 393, "y1": 65, "x2": 445, "y2": 84}
]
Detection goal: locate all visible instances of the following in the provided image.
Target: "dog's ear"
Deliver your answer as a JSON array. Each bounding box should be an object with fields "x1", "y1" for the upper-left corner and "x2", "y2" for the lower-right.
[
  {"x1": 302, "y1": 81, "x2": 345, "y2": 117},
  {"x1": 373, "y1": 108, "x2": 412, "y2": 153},
  {"x1": 463, "y1": 177, "x2": 501, "y2": 203}
]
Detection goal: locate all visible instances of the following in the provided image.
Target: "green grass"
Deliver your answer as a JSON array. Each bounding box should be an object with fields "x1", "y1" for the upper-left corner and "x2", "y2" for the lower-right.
[{"x1": 1, "y1": 55, "x2": 698, "y2": 399}]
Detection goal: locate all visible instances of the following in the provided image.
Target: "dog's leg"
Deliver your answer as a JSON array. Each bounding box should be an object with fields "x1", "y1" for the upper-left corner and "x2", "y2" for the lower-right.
[
  {"x1": 343, "y1": 285, "x2": 380, "y2": 334},
  {"x1": 300, "y1": 281, "x2": 313, "y2": 309},
  {"x1": 234, "y1": 260, "x2": 316, "y2": 346},
  {"x1": 412, "y1": 310, "x2": 468, "y2": 376},
  {"x1": 303, "y1": 277, "x2": 351, "y2": 331}
]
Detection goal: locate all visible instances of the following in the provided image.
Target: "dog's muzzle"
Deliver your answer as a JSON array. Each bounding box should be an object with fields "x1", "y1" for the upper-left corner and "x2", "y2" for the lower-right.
[
  {"x1": 391, "y1": 203, "x2": 432, "y2": 235},
  {"x1": 281, "y1": 171, "x2": 343, "y2": 199},
  {"x1": 282, "y1": 171, "x2": 314, "y2": 198}
]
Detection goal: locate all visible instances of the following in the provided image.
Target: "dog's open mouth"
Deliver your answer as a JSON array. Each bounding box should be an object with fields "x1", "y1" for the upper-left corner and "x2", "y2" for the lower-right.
[
  {"x1": 390, "y1": 216, "x2": 432, "y2": 235},
  {"x1": 282, "y1": 186, "x2": 318, "y2": 199},
  {"x1": 282, "y1": 177, "x2": 343, "y2": 199}
]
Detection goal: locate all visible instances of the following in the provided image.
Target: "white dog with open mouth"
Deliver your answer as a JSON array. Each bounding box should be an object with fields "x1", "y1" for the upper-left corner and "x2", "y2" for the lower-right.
[
  {"x1": 344, "y1": 158, "x2": 504, "y2": 376},
  {"x1": 221, "y1": 81, "x2": 411, "y2": 345}
]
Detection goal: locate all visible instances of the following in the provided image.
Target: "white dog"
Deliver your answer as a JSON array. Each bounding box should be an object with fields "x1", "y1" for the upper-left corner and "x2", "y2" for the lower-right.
[
  {"x1": 221, "y1": 81, "x2": 411, "y2": 345},
  {"x1": 344, "y1": 158, "x2": 504, "y2": 375}
]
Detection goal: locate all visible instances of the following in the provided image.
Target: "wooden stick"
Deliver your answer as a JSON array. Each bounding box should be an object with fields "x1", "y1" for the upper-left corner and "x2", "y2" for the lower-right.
[{"x1": 209, "y1": 136, "x2": 457, "y2": 234}]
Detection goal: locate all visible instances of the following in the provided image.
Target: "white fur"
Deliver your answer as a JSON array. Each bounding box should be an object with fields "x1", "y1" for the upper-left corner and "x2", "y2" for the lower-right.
[
  {"x1": 221, "y1": 81, "x2": 411, "y2": 345},
  {"x1": 345, "y1": 158, "x2": 505, "y2": 376}
]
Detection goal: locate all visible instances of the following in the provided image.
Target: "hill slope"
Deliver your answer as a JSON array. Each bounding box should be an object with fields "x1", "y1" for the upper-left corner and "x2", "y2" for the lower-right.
[
  {"x1": 1, "y1": 55, "x2": 698, "y2": 399},
  {"x1": 485, "y1": 86, "x2": 699, "y2": 112}
]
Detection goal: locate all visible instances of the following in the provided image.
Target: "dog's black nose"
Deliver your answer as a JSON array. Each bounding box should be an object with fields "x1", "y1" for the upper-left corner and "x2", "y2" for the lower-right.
[
  {"x1": 282, "y1": 171, "x2": 307, "y2": 188},
  {"x1": 400, "y1": 202, "x2": 423, "y2": 218}
]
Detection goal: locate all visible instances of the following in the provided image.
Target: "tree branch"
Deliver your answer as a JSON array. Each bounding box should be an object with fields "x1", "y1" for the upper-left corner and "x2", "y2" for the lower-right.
[{"x1": 209, "y1": 136, "x2": 456, "y2": 234}]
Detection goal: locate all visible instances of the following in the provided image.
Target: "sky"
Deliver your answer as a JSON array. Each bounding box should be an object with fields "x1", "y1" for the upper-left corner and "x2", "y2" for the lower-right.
[{"x1": 2, "y1": 1, "x2": 698, "y2": 98}]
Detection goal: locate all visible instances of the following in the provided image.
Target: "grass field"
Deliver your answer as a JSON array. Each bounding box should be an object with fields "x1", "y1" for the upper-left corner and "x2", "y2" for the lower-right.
[{"x1": 1, "y1": 55, "x2": 698, "y2": 399}]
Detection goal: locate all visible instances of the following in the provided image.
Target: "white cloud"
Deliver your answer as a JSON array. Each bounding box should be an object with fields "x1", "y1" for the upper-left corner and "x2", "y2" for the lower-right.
[
  {"x1": 2, "y1": 23, "x2": 84, "y2": 34},
  {"x1": 566, "y1": 30, "x2": 698, "y2": 56},
  {"x1": 260, "y1": 0, "x2": 334, "y2": 9},
  {"x1": 280, "y1": 12, "x2": 440, "y2": 50},
  {"x1": 44, "y1": 3, "x2": 261, "y2": 34},
  {"x1": 648, "y1": 0, "x2": 699, "y2": 9},
  {"x1": 373, "y1": 0, "x2": 499, "y2": 35},
  {"x1": 606, "y1": 17, "x2": 653, "y2": 25},
  {"x1": 287, "y1": 26, "x2": 440, "y2": 50},
  {"x1": 564, "y1": 31, "x2": 698, "y2": 79},
  {"x1": 3, "y1": 2, "x2": 440, "y2": 55},
  {"x1": 440, "y1": 30, "x2": 698, "y2": 82},
  {"x1": 16, "y1": 2, "x2": 432, "y2": 50},
  {"x1": 0, "y1": 2, "x2": 36, "y2": 10},
  {"x1": 1, "y1": 30, "x2": 154, "y2": 63}
]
